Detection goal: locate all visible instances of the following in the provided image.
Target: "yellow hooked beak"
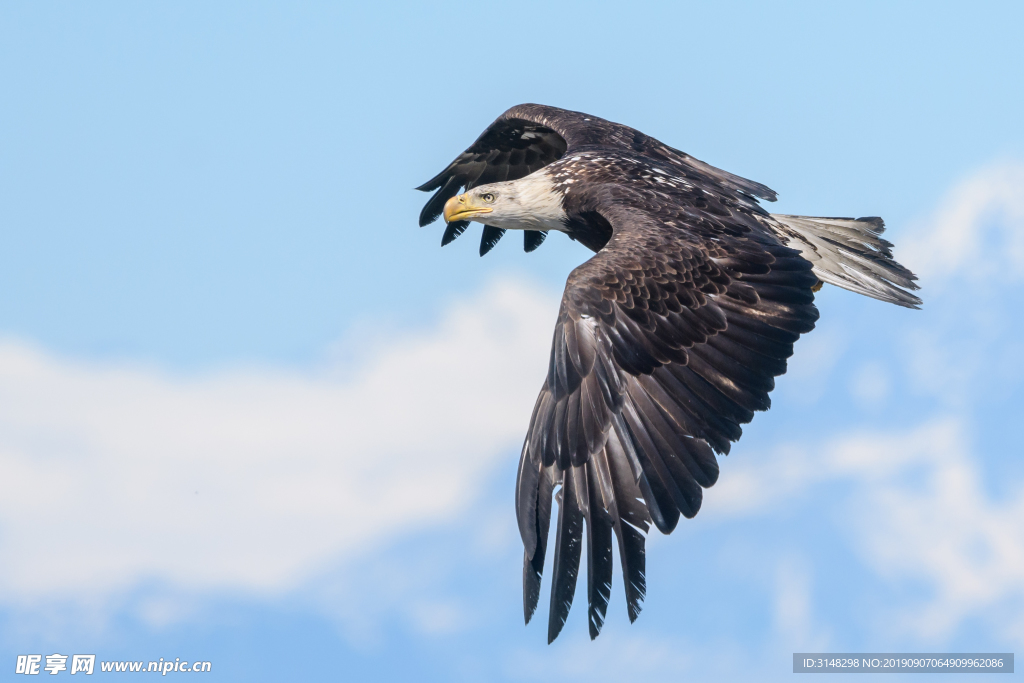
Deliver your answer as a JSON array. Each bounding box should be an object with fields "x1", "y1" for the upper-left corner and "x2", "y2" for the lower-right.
[{"x1": 443, "y1": 193, "x2": 493, "y2": 222}]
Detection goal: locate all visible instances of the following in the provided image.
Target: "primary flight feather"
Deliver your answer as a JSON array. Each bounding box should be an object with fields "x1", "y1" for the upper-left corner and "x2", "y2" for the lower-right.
[{"x1": 417, "y1": 104, "x2": 920, "y2": 643}]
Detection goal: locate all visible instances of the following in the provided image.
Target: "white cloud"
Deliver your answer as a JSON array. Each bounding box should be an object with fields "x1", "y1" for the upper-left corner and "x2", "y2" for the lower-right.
[
  {"x1": 898, "y1": 163, "x2": 1024, "y2": 409},
  {"x1": 713, "y1": 417, "x2": 1024, "y2": 643},
  {"x1": 840, "y1": 424, "x2": 1024, "y2": 641},
  {"x1": 902, "y1": 161, "x2": 1024, "y2": 285},
  {"x1": 0, "y1": 279, "x2": 558, "y2": 601}
]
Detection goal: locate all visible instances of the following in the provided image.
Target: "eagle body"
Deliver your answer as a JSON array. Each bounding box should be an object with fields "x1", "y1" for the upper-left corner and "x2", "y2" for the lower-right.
[{"x1": 417, "y1": 104, "x2": 920, "y2": 642}]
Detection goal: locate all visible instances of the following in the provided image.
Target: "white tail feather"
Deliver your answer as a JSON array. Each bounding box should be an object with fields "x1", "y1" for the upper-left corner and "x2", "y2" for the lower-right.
[{"x1": 770, "y1": 214, "x2": 922, "y2": 308}]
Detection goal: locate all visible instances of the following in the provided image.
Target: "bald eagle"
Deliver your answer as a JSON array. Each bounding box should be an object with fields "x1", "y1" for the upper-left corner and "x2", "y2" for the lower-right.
[{"x1": 417, "y1": 104, "x2": 920, "y2": 643}]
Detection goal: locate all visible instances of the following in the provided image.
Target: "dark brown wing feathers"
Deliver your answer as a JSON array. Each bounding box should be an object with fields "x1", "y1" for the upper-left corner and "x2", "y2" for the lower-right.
[{"x1": 515, "y1": 193, "x2": 818, "y2": 638}]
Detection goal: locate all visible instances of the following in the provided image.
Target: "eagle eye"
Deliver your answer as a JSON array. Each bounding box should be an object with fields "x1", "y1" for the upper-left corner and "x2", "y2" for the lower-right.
[{"x1": 480, "y1": 192, "x2": 496, "y2": 203}]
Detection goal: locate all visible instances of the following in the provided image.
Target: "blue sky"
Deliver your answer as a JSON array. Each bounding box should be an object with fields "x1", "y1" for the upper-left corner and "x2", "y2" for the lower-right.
[{"x1": 2, "y1": 1, "x2": 1023, "y2": 681}]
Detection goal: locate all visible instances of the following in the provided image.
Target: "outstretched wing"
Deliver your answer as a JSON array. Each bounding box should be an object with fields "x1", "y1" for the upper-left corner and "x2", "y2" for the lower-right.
[
  {"x1": 416, "y1": 104, "x2": 777, "y2": 254},
  {"x1": 515, "y1": 184, "x2": 820, "y2": 642}
]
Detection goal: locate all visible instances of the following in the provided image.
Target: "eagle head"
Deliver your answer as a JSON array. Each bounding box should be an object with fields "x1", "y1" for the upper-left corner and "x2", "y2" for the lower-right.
[{"x1": 442, "y1": 173, "x2": 568, "y2": 233}]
